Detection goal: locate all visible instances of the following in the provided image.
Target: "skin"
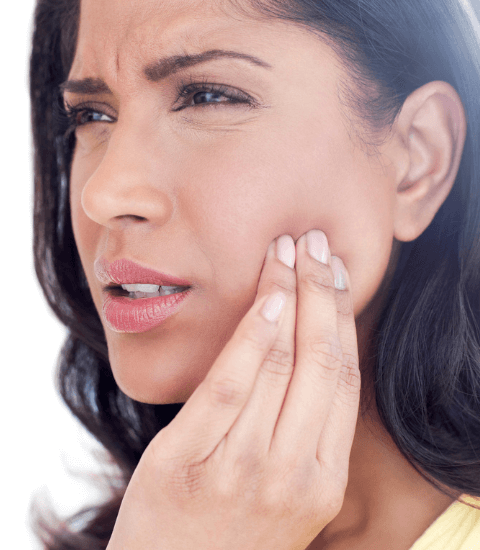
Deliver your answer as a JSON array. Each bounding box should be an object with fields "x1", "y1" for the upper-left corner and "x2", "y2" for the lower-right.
[{"x1": 66, "y1": 0, "x2": 467, "y2": 547}]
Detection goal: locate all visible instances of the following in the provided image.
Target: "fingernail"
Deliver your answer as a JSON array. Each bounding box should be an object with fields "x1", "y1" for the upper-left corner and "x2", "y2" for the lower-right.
[
  {"x1": 261, "y1": 292, "x2": 286, "y2": 322},
  {"x1": 332, "y1": 256, "x2": 347, "y2": 290},
  {"x1": 306, "y1": 230, "x2": 329, "y2": 264},
  {"x1": 276, "y1": 235, "x2": 295, "y2": 269}
]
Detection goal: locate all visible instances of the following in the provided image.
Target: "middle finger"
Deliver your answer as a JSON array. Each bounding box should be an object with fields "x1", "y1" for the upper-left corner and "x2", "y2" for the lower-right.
[{"x1": 270, "y1": 230, "x2": 343, "y2": 458}]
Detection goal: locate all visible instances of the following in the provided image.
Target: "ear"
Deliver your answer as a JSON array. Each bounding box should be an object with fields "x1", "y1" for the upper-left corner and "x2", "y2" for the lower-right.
[{"x1": 387, "y1": 81, "x2": 467, "y2": 243}]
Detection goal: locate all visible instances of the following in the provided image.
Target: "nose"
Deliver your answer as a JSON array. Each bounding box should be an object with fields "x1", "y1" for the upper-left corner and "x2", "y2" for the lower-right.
[{"x1": 80, "y1": 121, "x2": 174, "y2": 231}]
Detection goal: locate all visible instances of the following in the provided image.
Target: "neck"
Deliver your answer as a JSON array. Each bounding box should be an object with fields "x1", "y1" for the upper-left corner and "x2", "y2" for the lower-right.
[{"x1": 308, "y1": 405, "x2": 457, "y2": 549}]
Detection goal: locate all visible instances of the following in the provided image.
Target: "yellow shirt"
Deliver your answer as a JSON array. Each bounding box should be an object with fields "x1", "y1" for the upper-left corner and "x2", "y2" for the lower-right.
[{"x1": 410, "y1": 495, "x2": 480, "y2": 549}]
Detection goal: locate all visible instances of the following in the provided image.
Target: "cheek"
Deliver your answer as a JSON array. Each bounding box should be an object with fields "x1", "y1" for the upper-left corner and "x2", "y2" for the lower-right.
[
  {"x1": 240, "y1": 115, "x2": 397, "y2": 319},
  {"x1": 174, "y1": 134, "x2": 299, "y2": 297},
  {"x1": 175, "y1": 122, "x2": 395, "y2": 321},
  {"x1": 182, "y1": 134, "x2": 394, "y2": 328}
]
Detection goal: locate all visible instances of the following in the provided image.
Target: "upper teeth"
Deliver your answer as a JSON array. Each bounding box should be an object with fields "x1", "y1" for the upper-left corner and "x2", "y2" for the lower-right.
[{"x1": 121, "y1": 284, "x2": 180, "y2": 292}]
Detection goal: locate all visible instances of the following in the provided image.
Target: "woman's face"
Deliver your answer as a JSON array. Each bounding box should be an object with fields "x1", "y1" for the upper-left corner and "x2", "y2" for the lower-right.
[{"x1": 67, "y1": 0, "x2": 400, "y2": 403}]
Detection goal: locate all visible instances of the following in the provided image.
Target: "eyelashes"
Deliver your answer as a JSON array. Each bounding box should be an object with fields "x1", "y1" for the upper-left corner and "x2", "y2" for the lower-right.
[
  {"x1": 173, "y1": 74, "x2": 257, "y2": 111},
  {"x1": 57, "y1": 103, "x2": 114, "y2": 139},
  {"x1": 56, "y1": 76, "x2": 259, "y2": 138}
]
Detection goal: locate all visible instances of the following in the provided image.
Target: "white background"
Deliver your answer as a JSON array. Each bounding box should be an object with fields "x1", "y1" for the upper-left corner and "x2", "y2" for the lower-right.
[
  {"x1": 3, "y1": 1, "x2": 480, "y2": 548},
  {"x1": 3, "y1": 2, "x2": 119, "y2": 548}
]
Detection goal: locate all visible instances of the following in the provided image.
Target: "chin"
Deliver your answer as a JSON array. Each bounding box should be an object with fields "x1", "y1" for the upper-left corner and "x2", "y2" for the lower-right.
[
  {"x1": 114, "y1": 378, "x2": 189, "y2": 404},
  {"x1": 104, "y1": 318, "x2": 230, "y2": 405},
  {"x1": 110, "y1": 359, "x2": 206, "y2": 405}
]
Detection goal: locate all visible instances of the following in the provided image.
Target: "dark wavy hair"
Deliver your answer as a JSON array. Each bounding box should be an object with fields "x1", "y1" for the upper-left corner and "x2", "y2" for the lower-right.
[{"x1": 29, "y1": 0, "x2": 480, "y2": 547}]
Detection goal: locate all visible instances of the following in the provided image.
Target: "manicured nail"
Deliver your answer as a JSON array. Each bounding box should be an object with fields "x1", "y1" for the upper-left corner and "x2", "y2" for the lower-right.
[
  {"x1": 261, "y1": 292, "x2": 286, "y2": 322},
  {"x1": 306, "y1": 230, "x2": 329, "y2": 264},
  {"x1": 331, "y1": 256, "x2": 347, "y2": 290},
  {"x1": 276, "y1": 235, "x2": 295, "y2": 269}
]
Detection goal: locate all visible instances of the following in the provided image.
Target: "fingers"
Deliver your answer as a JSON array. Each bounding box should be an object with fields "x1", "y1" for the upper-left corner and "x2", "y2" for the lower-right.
[
  {"x1": 315, "y1": 260, "x2": 360, "y2": 473},
  {"x1": 156, "y1": 228, "x2": 360, "y2": 484},
  {"x1": 158, "y1": 281, "x2": 287, "y2": 464},
  {"x1": 270, "y1": 231, "x2": 361, "y2": 466},
  {"x1": 223, "y1": 235, "x2": 297, "y2": 457}
]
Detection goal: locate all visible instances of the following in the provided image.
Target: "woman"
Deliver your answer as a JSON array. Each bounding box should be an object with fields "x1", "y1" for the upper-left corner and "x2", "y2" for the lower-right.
[{"x1": 29, "y1": 0, "x2": 480, "y2": 548}]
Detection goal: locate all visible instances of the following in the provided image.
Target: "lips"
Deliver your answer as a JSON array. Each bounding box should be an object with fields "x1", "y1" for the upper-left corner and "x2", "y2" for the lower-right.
[
  {"x1": 94, "y1": 257, "x2": 194, "y2": 333},
  {"x1": 94, "y1": 257, "x2": 193, "y2": 288}
]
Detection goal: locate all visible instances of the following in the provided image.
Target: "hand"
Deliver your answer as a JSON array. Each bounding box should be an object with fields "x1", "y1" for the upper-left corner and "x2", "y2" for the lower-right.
[{"x1": 107, "y1": 230, "x2": 361, "y2": 550}]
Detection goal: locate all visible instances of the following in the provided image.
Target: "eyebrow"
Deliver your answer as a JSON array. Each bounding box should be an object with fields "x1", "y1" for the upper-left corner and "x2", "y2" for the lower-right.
[
  {"x1": 59, "y1": 77, "x2": 111, "y2": 96},
  {"x1": 59, "y1": 49, "x2": 273, "y2": 96}
]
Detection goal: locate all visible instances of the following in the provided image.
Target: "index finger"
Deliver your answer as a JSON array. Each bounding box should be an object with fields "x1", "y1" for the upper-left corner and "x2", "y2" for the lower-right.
[{"x1": 155, "y1": 289, "x2": 287, "y2": 464}]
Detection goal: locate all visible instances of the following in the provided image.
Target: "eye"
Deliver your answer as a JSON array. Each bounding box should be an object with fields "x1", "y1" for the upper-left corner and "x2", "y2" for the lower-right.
[
  {"x1": 173, "y1": 79, "x2": 258, "y2": 111},
  {"x1": 59, "y1": 79, "x2": 259, "y2": 138},
  {"x1": 73, "y1": 109, "x2": 113, "y2": 125},
  {"x1": 61, "y1": 102, "x2": 116, "y2": 137}
]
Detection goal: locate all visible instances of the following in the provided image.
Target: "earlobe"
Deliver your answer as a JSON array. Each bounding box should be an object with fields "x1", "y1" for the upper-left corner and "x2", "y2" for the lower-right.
[{"x1": 391, "y1": 80, "x2": 467, "y2": 243}]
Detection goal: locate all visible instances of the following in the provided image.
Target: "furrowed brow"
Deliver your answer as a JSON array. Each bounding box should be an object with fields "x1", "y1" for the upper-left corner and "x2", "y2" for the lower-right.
[
  {"x1": 59, "y1": 50, "x2": 273, "y2": 96},
  {"x1": 144, "y1": 49, "x2": 273, "y2": 81},
  {"x1": 59, "y1": 77, "x2": 112, "y2": 96}
]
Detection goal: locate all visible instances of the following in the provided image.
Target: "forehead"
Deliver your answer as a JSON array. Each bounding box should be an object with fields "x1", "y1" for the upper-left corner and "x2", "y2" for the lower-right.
[
  {"x1": 70, "y1": 0, "x2": 339, "y2": 86},
  {"x1": 76, "y1": 0, "x2": 231, "y2": 49},
  {"x1": 73, "y1": 0, "x2": 261, "y2": 73}
]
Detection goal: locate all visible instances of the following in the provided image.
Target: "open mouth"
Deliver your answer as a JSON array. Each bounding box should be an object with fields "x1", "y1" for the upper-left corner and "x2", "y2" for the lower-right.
[{"x1": 106, "y1": 284, "x2": 191, "y2": 299}]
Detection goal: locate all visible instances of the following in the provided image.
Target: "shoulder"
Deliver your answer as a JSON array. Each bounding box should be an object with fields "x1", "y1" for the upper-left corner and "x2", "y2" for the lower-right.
[
  {"x1": 410, "y1": 494, "x2": 480, "y2": 550},
  {"x1": 456, "y1": 494, "x2": 480, "y2": 549}
]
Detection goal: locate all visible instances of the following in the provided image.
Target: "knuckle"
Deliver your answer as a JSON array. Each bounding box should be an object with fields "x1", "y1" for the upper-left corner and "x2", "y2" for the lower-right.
[
  {"x1": 231, "y1": 451, "x2": 267, "y2": 495},
  {"x1": 307, "y1": 337, "x2": 343, "y2": 380},
  {"x1": 314, "y1": 468, "x2": 346, "y2": 518},
  {"x1": 330, "y1": 463, "x2": 350, "y2": 496},
  {"x1": 258, "y1": 477, "x2": 297, "y2": 518},
  {"x1": 242, "y1": 317, "x2": 272, "y2": 351},
  {"x1": 335, "y1": 291, "x2": 353, "y2": 318},
  {"x1": 323, "y1": 490, "x2": 345, "y2": 519},
  {"x1": 284, "y1": 459, "x2": 317, "y2": 497},
  {"x1": 164, "y1": 463, "x2": 209, "y2": 504},
  {"x1": 262, "y1": 344, "x2": 294, "y2": 378},
  {"x1": 144, "y1": 444, "x2": 208, "y2": 501},
  {"x1": 207, "y1": 376, "x2": 249, "y2": 408},
  {"x1": 265, "y1": 459, "x2": 318, "y2": 517},
  {"x1": 320, "y1": 457, "x2": 349, "y2": 495},
  {"x1": 337, "y1": 354, "x2": 361, "y2": 395},
  {"x1": 168, "y1": 461, "x2": 208, "y2": 500},
  {"x1": 302, "y1": 269, "x2": 334, "y2": 296},
  {"x1": 264, "y1": 278, "x2": 296, "y2": 299}
]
